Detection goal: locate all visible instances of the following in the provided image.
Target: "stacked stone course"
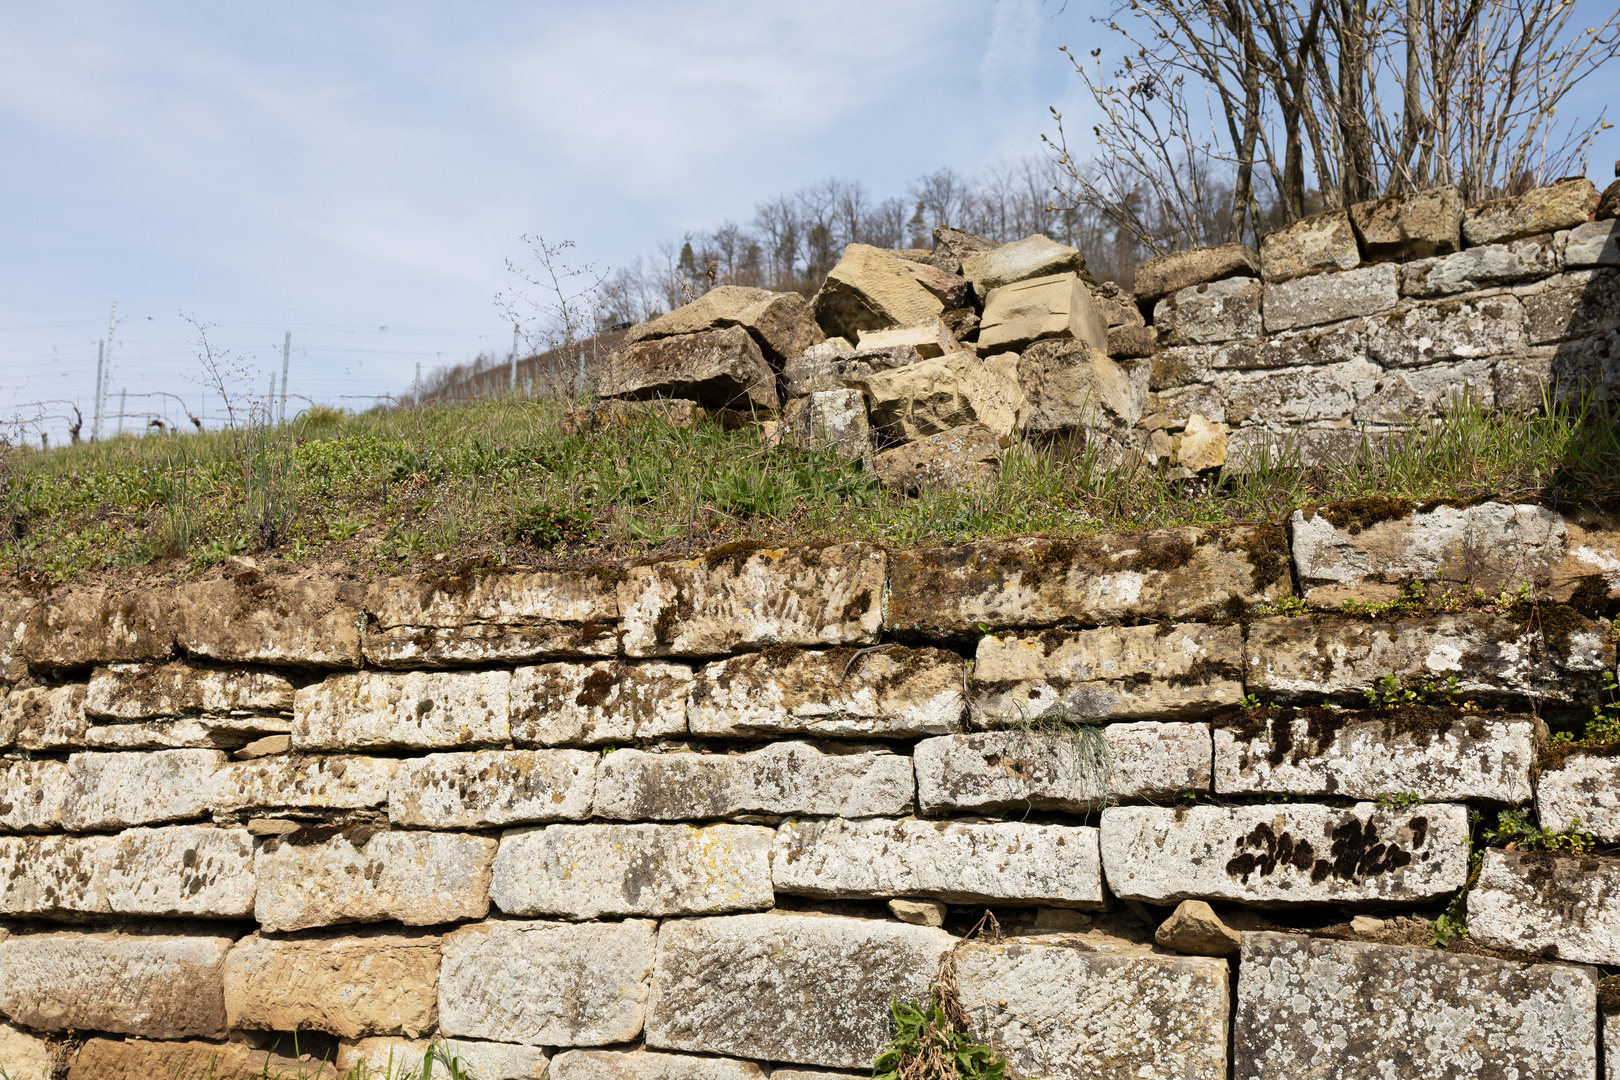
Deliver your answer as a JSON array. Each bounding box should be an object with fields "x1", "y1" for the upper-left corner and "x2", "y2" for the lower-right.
[{"x1": 1, "y1": 504, "x2": 1620, "y2": 1077}]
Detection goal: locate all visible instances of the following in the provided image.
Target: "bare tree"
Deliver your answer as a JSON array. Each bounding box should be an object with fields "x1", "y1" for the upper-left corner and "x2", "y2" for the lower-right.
[{"x1": 496, "y1": 234, "x2": 611, "y2": 397}]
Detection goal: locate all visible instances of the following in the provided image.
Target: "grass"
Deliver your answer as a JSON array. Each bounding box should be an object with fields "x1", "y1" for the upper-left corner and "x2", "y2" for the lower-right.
[{"x1": 1, "y1": 390, "x2": 1616, "y2": 584}]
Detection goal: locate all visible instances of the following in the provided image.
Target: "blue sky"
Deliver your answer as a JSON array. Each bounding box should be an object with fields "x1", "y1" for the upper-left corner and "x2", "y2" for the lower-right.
[{"x1": 1, "y1": 1, "x2": 1615, "y2": 443}]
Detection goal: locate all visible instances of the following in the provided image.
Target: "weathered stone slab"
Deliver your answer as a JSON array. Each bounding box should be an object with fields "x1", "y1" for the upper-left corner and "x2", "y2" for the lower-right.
[
  {"x1": 213, "y1": 753, "x2": 397, "y2": 812},
  {"x1": 1219, "y1": 358, "x2": 1382, "y2": 425},
  {"x1": 1400, "y1": 234, "x2": 1561, "y2": 296},
  {"x1": 1099, "y1": 802, "x2": 1469, "y2": 906},
  {"x1": 1564, "y1": 218, "x2": 1620, "y2": 268},
  {"x1": 856, "y1": 352, "x2": 1022, "y2": 441},
  {"x1": 644, "y1": 913, "x2": 952, "y2": 1069},
  {"x1": 439, "y1": 919, "x2": 656, "y2": 1046},
  {"x1": 510, "y1": 661, "x2": 690, "y2": 747},
  {"x1": 224, "y1": 929, "x2": 440, "y2": 1038},
  {"x1": 492, "y1": 823, "x2": 774, "y2": 919},
  {"x1": 888, "y1": 526, "x2": 1292, "y2": 637},
  {"x1": 390, "y1": 749, "x2": 595, "y2": 828},
  {"x1": 773, "y1": 818, "x2": 1105, "y2": 907},
  {"x1": 1524, "y1": 268, "x2": 1620, "y2": 345},
  {"x1": 688, "y1": 646, "x2": 964, "y2": 739},
  {"x1": 551, "y1": 1049, "x2": 765, "y2": 1080},
  {"x1": 19, "y1": 586, "x2": 174, "y2": 669},
  {"x1": 1469, "y1": 849, "x2": 1620, "y2": 964},
  {"x1": 1246, "y1": 612, "x2": 1614, "y2": 703},
  {"x1": 977, "y1": 272, "x2": 1107, "y2": 354},
  {"x1": 0, "y1": 595, "x2": 35, "y2": 682},
  {"x1": 1537, "y1": 751, "x2": 1620, "y2": 841},
  {"x1": 1264, "y1": 264, "x2": 1399, "y2": 332},
  {"x1": 1134, "y1": 243, "x2": 1259, "y2": 304},
  {"x1": 601, "y1": 326, "x2": 779, "y2": 411},
  {"x1": 914, "y1": 726, "x2": 1211, "y2": 814},
  {"x1": 1016, "y1": 338, "x2": 1137, "y2": 435},
  {"x1": 812, "y1": 244, "x2": 945, "y2": 343},
  {"x1": 0, "y1": 1022, "x2": 54, "y2": 1080},
  {"x1": 1349, "y1": 185, "x2": 1464, "y2": 259},
  {"x1": 617, "y1": 543, "x2": 884, "y2": 657},
  {"x1": 0, "y1": 827, "x2": 256, "y2": 918},
  {"x1": 62, "y1": 750, "x2": 226, "y2": 831},
  {"x1": 66, "y1": 1038, "x2": 306, "y2": 1080},
  {"x1": 1261, "y1": 210, "x2": 1360, "y2": 281},
  {"x1": 955, "y1": 939, "x2": 1230, "y2": 1080},
  {"x1": 292, "y1": 669, "x2": 510, "y2": 750},
  {"x1": 1153, "y1": 277, "x2": 1263, "y2": 345},
  {"x1": 176, "y1": 573, "x2": 361, "y2": 667},
  {"x1": 0, "y1": 758, "x2": 68, "y2": 830},
  {"x1": 84, "y1": 714, "x2": 291, "y2": 751},
  {"x1": 1, "y1": 927, "x2": 233, "y2": 1038},
  {"x1": 594, "y1": 742, "x2": 913, "y2": 820},
  {"x1": 970, "y1": 623, "x2": 1243, "y2": 725},
  {"x1": 1352, "y1": 358, "x2": 1494, "y2": 422},
  {"x1": 1214, "y1": 708, "x2": 1534, "y2": 801},
  {"x1": 85, "y1": 661, "x2": 293, "y2": 719},
  {"x1": 963, "y1": 234, "x2": 1089, "y2": 298},
  {"x1": 783, "y1": 388, "x2": 871, "y2": 458},
  {"x1": 1235, "y1": 931, "x2": 1597, "y2": 1080},
  {"x1": 1464, "y1": 177, "x2": 1600, "y2": 245},
  {"x1": 0, "y1": 683, "x2": 86, "y2": 750},
  {"x1": 1365, "y1": 295, "x2": 1526, "y2": 366},
  {"x1": 254, "y1": 831, "x2": 497, "y2": 931},
  {"x1": 338, "y1": 1037, "x2": 549, "y2": 1080},
  {"x1": 626, "y1": 285, "x2": 822, "y2": 359},
  {"x1": 870, "y1": 424, "x2": 1001, "y2": 492}
]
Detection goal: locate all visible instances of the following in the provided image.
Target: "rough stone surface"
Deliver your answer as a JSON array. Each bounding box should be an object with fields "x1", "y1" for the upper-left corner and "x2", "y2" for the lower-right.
[
  {"x1": 626, "y1": 286, "x2": 824, "y2": 362},
  {"x1": 85, "y1": 714, "x2": 292, "y2": 751},
  {"x1": 773, "y1": 818, "x2": 1105, "y2": 907},
  {"x1": 914, "y1": 725, "x2": 1212, "y2": 814},
  {"x1": 688, "y1": 645, "x2": 964, "y2": 739},
  {"x1": 390, "y1": 749, "x2": 595, "y2": 828},
  {"x1": 889, "y1": 898, "x2": 947, "y2": 926},
  {"x1": 62, "y1": 749, "x2": 226, "y2": 830},
  {"x1": 887, "y1": 526, "x2": 1294, "y2": 637},
  {"x1": 1524, "y1": 269, "x2": 1620, "y2": 344},
  {"x1": 1235, "y1": 931, "x2": 1597, "y2": 1080},
  {"x1": 339, "y1": 1038, "x2": 549, "y2": 1080},
  {"x1": 1349, "y1": 186, "x2": 1465, "y2": 259},
  {"x1": 1016, "y1": 338, "x2": 1137, "y2": 435},
  {"x1": 0, "y1": 758, "x2": 68, "y2": 830},
  {"x1": 783, "y1": 389, "x2": 871, "y2": 459},
  {"x1": 65, "y1": 1040, "x2": 311, "y2": 1080},
  {"x1": 977, "y1": 272, "x2": 1107, "y2": 354},
  {"x1": 934, "y1": 225, "x2": 1000, "y2": 260},
  {"x1": 550, "y1": 1050, "x2": 765, "y2": 1080},
  {"x1": 85, "y1": 661, "x2": 293, "y2": 719},
  {"x1": 177, "y1": 574, "x2": 361, "y2": 668},
  {"x1": 1099, "y1": 803, "x2": 1470, "y2": 906},
  {"x1": 19, "y1": 586, "x2": 174, "y2": 669},
  {"x1": 0, "y1": 1024, "x2": 56, "y2": 1080},
  {"x1": 1400, "y1": 234, "x2": 1560, "y2": 297},
  {"x1": 594, "y1": 742, "x2": 914, "y2": 820},
  {"x1": 1537, "y1": 751, "x2": 1620, "y2": 841},
  {"x1": 857, "y1": 352, "x2": 1023, "y2": 442},
  {"x1": 1463, "y1": 177, "x2": 1600, "y2": 245},
  {"x1": 1215, "y1": 711, "x2": 1535, "y2": 802},
  {"x1": 1155, "y1": 900, "x2": 1242, "y2": 956},
  {"x1": 645, "y1": 913, "x2": 952, "y2": 1069},
  {"x1": 1563, "y1": 218, "x2": 1620, "y2": 268},
  {"x1": 970, "y1": 623, "x2": 1243, "y2": 725},
  {"x1": 254, "y1": 831, "x2": 497, "y2": 931},
  {"x1": 600, "y1": 326, "x2": 779, "y2": 411},
  {"x1": 1134, "y1": 243, "x2": 1259, "y2": 304},
  {"x1": 1220, "y1": 357, "x2": 1382, "y2": 426},
  {"x1": 1155, "y1": 277, "x2": 1263, "y2": 345},
  {"x1": 510, "y1": 661, "x2": 689, "y2": 747},
  {"x1": 870, "y1": 424, "x2": 1001, "y2": 492},
  {"x1": 1469, "y1": 849, "x2": 1620, "y2": 964},
  {"x1": 492, "y1": 823, "x2": 774, "y2": 918},
  {"x1": 617, "y1": 543, "x2": 884, "y2": 657},
  {"x1": 900, "y1": 261, "x2": 973, "y2": 308},
  {"x1": 1261, "y1": 211, "x2": 1361, "y2": 281},
  {"x1": 292, "y1": 669, "x2": 511, "y2": 750},
  {"x1": 855, "y1": 319, "x2": 957, "y2": 358},
  {"x1": 213, "y1": 753, "x2": 397, "y2": 812},
  {"x1": 954, "y1": 939, "x2": 1231, "y2": 1080},
  {"x1": 1, "y1": 927, "x2": 232, "y2": 1038},
  {"x1": 438, "y1": 919, "x2": 656, "y2": 1047},
  {"x1": 1264, "y1": 264, "x2": 1399, "y2": 332},
  {"x1": 224, "y1": 929, "x2": 440, "y2": 1038},
  {"x1": 812, "y1": 244, "x2": 945, "y2": 343},
  {"x1": 0, "y1": 684, "x2": 86, "y2": 750},
  {"x1": 1364, "y1": 295, "x2": 1526, "y2": 366},
  {"x1": 962, "y1": 234, "x2": 1088, "y2": 298},
  {"x1": 0, "y1": 826, "x2": 255, "y2": 918},
  {"x1": 1106, "y1": 323, "x2": 1156, "y2": 357}
]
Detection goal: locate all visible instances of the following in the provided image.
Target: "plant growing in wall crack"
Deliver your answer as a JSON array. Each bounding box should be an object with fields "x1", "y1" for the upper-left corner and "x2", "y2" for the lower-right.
[{"x1": 874, "y1": 914, "x2": 1009, "y2": 1080}]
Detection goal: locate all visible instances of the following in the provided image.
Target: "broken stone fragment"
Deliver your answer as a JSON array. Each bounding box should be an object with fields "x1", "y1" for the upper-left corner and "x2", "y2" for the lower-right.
[
  {"x1": 888, "y1": 898, "x2": 947, "y2": 926},
  {"x1": 388, "y1": 749, "x2": 595, "y2": 828},
  {"x1": 1349, "y1": 185, "x2": 1465, "y2": 259},
  {"x1": 811, "y1": 244, "x2": 945, "y2": 343},
  {"x1": 0, "y1": 683, "x2": 87, "y2": 750},
  {"x1": 1135, "y1": 243, "x2": 1260, "y2": 305},
  {"x1": 599, "y1": 326, "x2": 779, "y2": 411},
  {"x1": 961, "y1": 233, "x2": 1089, "y2": 299},
  {"x1": 233, "y1": 733, "x2": 290, "y2": 758},
  {"x1": 933, "y1": 224, "x2": 1000, "y2": 260},
  {"x1": 292, "y1": 669, "x2": 511, "y2": 751},
  {"x1": 854, "y1": 318, "x2": 958, "y2": 358},
  {"x1": 224, "y1": 929, "x2": 441, "y2": 1039},
  {"x1": 85, "y1": 660, "x2": 293, "y2": 719},
  {"x1": 1176, "y1": 414, "x2": 1227, "y2": 471},
  {"x1": 1263, "y1": 264, "x2": 1399, "y2": 332},
  {"x1": 1153, "y1": 277, "x2": 1263, "y2": 345},
  {"x1": 1599, "y1": 178, "x2": 1620, "y2": 220},
  {"x1": 976, "y1": 272, "x2": 1108, "y2": 355},
  {"x1": 1463, "y1": 177, "x2": 1600, "y2": 246},
  {"x1": 625, "y1": 285, "x2": 824, "y2": 363},
  {"x1": 869, "y1": 424, "x2": 1002, "y2": 492},
  {"x1": 857, "y1": 352, "x2": 1023, "y2": 443},
  {"x1": 1260, "y1": 210, "x2": 1361, "y2": 281},
  {"x1": 1468, "y1": 848, "x2": 1620, "y2": 964},
  {"x1": 898, "y1": 260, "x2": 972, "y2": 308},
  {"x1": 1154, "y1": 899, "x2": 1241, "y2": 956},
  {"x1": 1015, "y1": 338, "x2": 1137, "y2": 436}
]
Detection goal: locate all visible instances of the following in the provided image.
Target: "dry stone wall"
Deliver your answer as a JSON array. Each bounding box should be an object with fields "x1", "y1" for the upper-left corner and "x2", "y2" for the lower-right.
[{"x1": 1, "y1": 503, "x2": 1620, "y2": 1077}]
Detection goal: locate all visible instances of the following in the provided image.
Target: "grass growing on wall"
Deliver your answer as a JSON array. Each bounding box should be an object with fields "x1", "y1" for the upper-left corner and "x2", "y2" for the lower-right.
[{"x1": 1, "y1": 393, "x2": 1614, "y2": 583}]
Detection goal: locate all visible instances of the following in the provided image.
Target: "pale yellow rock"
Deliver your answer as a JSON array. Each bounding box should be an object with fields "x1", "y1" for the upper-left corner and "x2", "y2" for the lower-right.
[
  {"x1": 0, "y1": 1022, "x2": 52, "y2": 1080},
  {"x1": 977, "y1": 272, "x2": 1108, "y2": 355},
  {"x1": 62, "y1": 749, "x2": 226, "y2": 830},
  {"x1": 85, "y1": 661, "x2": 294, "y2": 719},
  {"x1": 232, "y1": 734, "x2": 290, "y2": 759},
  {"x1": 860, "y1": 353, "x2": 1024, "y2": 443},
  {"x1": 870, "y1": 425, "x2": 1002, "y2": 493},
  {"x1": 962, "y1": 233, "x2": 1088, "y2": 297},
  {"x1": 811, "y1": 244, "x2": 945, "y2": 343},
  {"x1": 223, "y1": 930, "x2": 441, "y2": 1039},
  {"x1": 1016, "y1": 338, "x2": 1136, "y2": 435},
  {"x1": 1155, "y1": 900, "x2": 1242, "y2": 956},
  {"x1": 388, "y1": 749, "x2": 596, "y2": 828},
  {"x1": 889, "y1": 899, "x2": 948, "y2": 927},
  {"x1": 855, "y1": 319, "x2": 958, "y2": 358},
  {"x1": 1177, "y1": 414, "x2": 1228, "y2": 471},
  {"x1": 213, "y1": 753, "x2": 397, "y2": 812},
  {"x1": 66, "y1": 1038, "x2": 306, "y2": 1080},
  {"x1": 1260, "y1": 210, "x2": 1361, "y2": 281}
]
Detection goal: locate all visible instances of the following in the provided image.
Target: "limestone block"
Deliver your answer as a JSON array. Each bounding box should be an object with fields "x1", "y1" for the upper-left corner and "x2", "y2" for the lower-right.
[
  {"x1": 1235, "y1": 931, "x2": 1597, "y2": 1079},
  {"x1": 85, "y1": 661, "x2": 293, "y2": 719},
  {"x1": 338, "y1": 1038, "x2": 549, "y2": 1080},
  {"x1": 617, "y1": 543, "x2": 883, "y2": 658},
  {"x1": 623, "y1": 288, "x2": 771, "y2": 342},
  {"x1": 1601, "y1": 178, "x2": 1620, "y2": 220},
  {"x1": 644, "y1": 913, "x2": 952, "y2": 1069},
  {"x1": 1349, "y1": 185, "x2": 1465, "y2": 259},
  {"x1": 1133, "y1": 243, "x2": 1260, "y2": 304},
  {"x1": 1154, "y1": 278, "x2": 1263, "y2": 345},
  {"x1": 1090, "y1": 280, "x2": 1145, "y2": 328},
  {"x1": 1106, "y1": 323, "x2": 1156, "y2": 357},
  {"x1": 688, "y1": 645, "x2": 964, "y2": 739},
  {"x1": 254, "y1": 831, "x2": 497, "y2": 931},
  {"x1": 900, "y1": 258, "x2": 973, "y2": 307},
  {"x1": 977, "y1": 272, "x2": 1107, "y2": 355},
  {"x1": 594, "y1": 742, "x2": 913, "y2": 820},
  {"x1": 1494, "y1": 348, "x2": 1558, "y2": 409},
  {"x1": 292, "y1": 669, "x2": 511, "y2": 751},
  {"x1": 0, "y1": 683, "x2": 86, "y2": 750},
  {"x1": 0, "y1": 758, "x2": 68, "y2": 830},
  {"x1": 954, "y1": 939, "x2": 1230, "y2": 1080},
  {"x1": 511, "y1": 661, "x2": 689, "y2": 747},
  {"x1": 0, "y1": 1023, "x2": 53, "y2": 1080},
  {"x1": 1260, "y1": 211, "x2": 1361, "y2": 281},
  {"x1": 1246, "y1": 612, "x2": 1614, "y2": 704},
  {"x1": 856, "y1": 319, "x2": 957, "y2": 359},
  {"x1": 857, "y1": 353, "x2": 1023, "y2": 442},
  {"x1": 934, "y1": 225, "x2": 1000, "y2": 260},
  {"x1": 1351, "y1": 358, "x2": 1494, "y2": 422},
  {"x1": 492, "y1": 823, "x2": 774, "y2": 918},
  {"x1": 1469, "y1": 849, "x2": 1620, "y2": 964},
  {"x1": 85, "y1": 714, "x2": 292, "y2": 751},
  {"x1": 62, "y1": 749, "x2": 226, "y2": 831},
  {"x1": 176, "y1": 574, "x2": 361, "y2": 667},
  {"x1": 1, "y1": 927, "x2": 233, "y2": 1038},
  {"x1": 1364, "y1": 295, "x2": 1527, "y2": 366},
  {"x1": 970, "y1": 623, "x2": 1243, "y2": 725},
  {"x1": 1464, "y1": 177, "x2": 1600, "y2": 245},
  {"x1": 812, "y1": 244, "x2": 945, "y2": 343},
  {"x1": 224, "y1": 929, "x2": 440, "y2": 1038},
  {"x1": 626, "y1": 286, "x2": 824, "y2": 363},
  {"x1": 773, "y1": 818, "x2": 1106, "y2": 908},
  {"x1": 1524, "y1": 269, "x2": 1620, "y2": 345},
  {"x1": 782, "y1": 337, "x2": 856, "y2": 396},
  {"x1": 0, "y1": 594, "x2": 35, "y2": 682},
  {"x1": 390, "y1": 749, "x2": 594, "y2": 828},
  {"x1": 1207, "y1": 326, "x2": 1365, "y2": 370},
  {"x1": 887, "y1": 526, "x2": 1293, "y2": 637},
  {"x1": 870, "y1": 424, "x2": 1001, "y2": 492},
  {"x1": 1400, "y1": 235, "x2": 1562, "y2": 298},
  {"x1": 19, "y1": 586, "x2": 174, "y2": 669},
  {"x1": 1099, "y1": 802, "x2": 1470, "y2": 905},
  {"x1": 1155, "y1": 900, "x2": 1242, "y2": 956},
  {"x1": 962, "y1": 234, "x2": 1088, "y2": 298},
  {"x1": 1016, "y1": 338, "x2": 1137, "y2": 435},
  {"x1": 551, "y1": 1050, "x2": 765, "y2": 1080},
  {"x1": 914, "y1": 726, "x2": 1211, "y2": 814},
  {"x1": 600, "y1": 326, "x2": 778, "y2": 411},
  {"x1": 65, "y1": 1038, "x2": 307, "y2": 1080},
  {"x1": 438, "y1": 919, "x2": 656, "y2": 1046},
  {"x1": 1263, "y1": 264, "x2": 1399, "y2": 332},
  {"x1": 1177, "y1": 414, "x2": 1228, "y2": 470},
  {"x1": 1215, "y1": 710, "x2": 1535, "y2": 802},
  {"x1": 1154, "y1": 384, "x2": 1225, "y2": 426},
  {"x1": 1565, "y1": 218, "x2": 1620, "y2": 268},
  {"x1": 0, "y1": 827, "x2": 255, "y2": 919},
  {"x1": 783, "y1": 389, "x2": 871, "y2": 459},
  {"x1": 1538, "y1": 752, "x2": 1620, "y2": 841},
  {"x1": 213, "y1": 753, "x2": 397, "y2": 812}
]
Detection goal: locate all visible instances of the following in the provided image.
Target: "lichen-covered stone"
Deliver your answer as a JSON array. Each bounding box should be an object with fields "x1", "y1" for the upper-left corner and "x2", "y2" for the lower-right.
[
  {"x1": 1400, "y1": 234, "x2": 1561, "y2": 297},
  {"x1": 1, "y1": 927, "x2": 233, "y2": 1038},
  {"x1": 0, "y1": 684, "x2": 87, "y2": 750},
  {"x1": 212, "y1": 753, "x2": 397, "y2": 812},
  {"x1": 783, "y1": 389, "x2": 871, "y2": 458},
  {"x1": 1463, "y1": 177, "x2": 1600, "y2": 245},
  {"x1": 254, "y1": 831, "x2": 496, "y2": 931},
  {"x1": 687, "y1": 646, "x2": 964, "y2": 739},
  {"x1": 1134, "y1": 243, "x2": 1259, "y2": 304},
  {"x1": 0, "y1": 758, "x2": 68, "y2": 830},
  {"x1": 292, "y1": 669, "x2": 511, "y2": 751},
  {"x1": 1349, "y1": 186, "x2": 1464, "y2": 259},
  {"x1": 510, "y1": 661, "x2": 689, "y2": 747},
  {"x1": 0, "y1": 826, "x2": 256, "y2": 918},
  {"x1": 1537, "y1": 752, "x2": 1620, "y2": 841},
  {"x1": 870, "y1": 424, "x2": 1001, "y2": 491},
  {"x1": 0, "y1": 595, "x2": 35, "y2": 682},
  {"x1": 551, "y1": 1050, "x2": 764, "y2": 1080},
  {"x1": 19, "y1": 586, "x2": 174, "y2": 669},
  {"x1": 600, "y1": 326, "x2": 779, "y2": 411},
  {"x1": 85, "y1": 661, "x2": 293, "y2": 719},
  {"x1": 1260, "y1": 211, "x2": 1360, "y2": 281},
  {"x1": 339, "y1": 1038, "x2": 549, "y2": 1080},
  {"x1": 224, "y1": 929, "x2": 441, "y2": 1038},
  {"x1": 1263, "y1": 265, "x2": 1399, "y2": 333},
  {"x1": 1235, "y1": 931, "x2": 1596, "y2": 1080},
  {"x1": 1220, "y1": 359, "x2": 1381, "y2": 425},
  {"x1": 887, "y1": 526, "x2": 1293, "y2": 638},
  {"x1": 1099, "y1": 803, "x2": 1469, "y2": 906},
  {"x1": 970, "y1": 623, "x2": 1243, "y2": 725},
  {"x1": 1364, "y1": 295, "x2": 1527, "y2": 366},
  {"x1": 176, "y1": 574, "x2": 362, "y2": 667},
  {"x1": 594, "y1": 742, "x2": 913, "y2": 820},
  {"x1": 1523, "y1": 268, "x2": 1620, "y2": 344},
  {"x1": 1214, "y1": 710, "x2": 1534, "y2": 802},
  {"x1": 1563, "y1": 218, "x2": 1620, "y2": 268},
  {"x1": 954, "y1": 938, "x2": 1230, "y2": 1080},
  {"x1": 1352, "y1": 358, "x2": 1495, "y2": 423},
  {"x1": 773, "y1": 818, "x2": 1105, "y2": 908},
  {"x1": 856, "y1": 353, "x2": 1023, "y2": 441},
  {"x1": 1154, "y1": 278, "x2": 1262, "y2": 345},
  {"x1": 438, "y1": 919, "x2": 656, "y2": 1047},
  {"x1": 914, "y1": 726, "x2": 1212, "y2": 814},
  {"x1": 492, "y1": 823, "x2": 774, "y2": 919},
  {"x1": 62, "y1": 750, "x2": 226, "y2": 831},
  {"x1": 644, "y1": 913, "x2": 952, "y2": 1069},
  {"x1": 389, "y1": 749, "x2": 594, "y2": 828},
  {"x1": 618, "y1": 543, "x2": 884, "y2": 658},
  {"x1": 1468, "y1": 849, "x2": 1620, "y2": 964}
]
